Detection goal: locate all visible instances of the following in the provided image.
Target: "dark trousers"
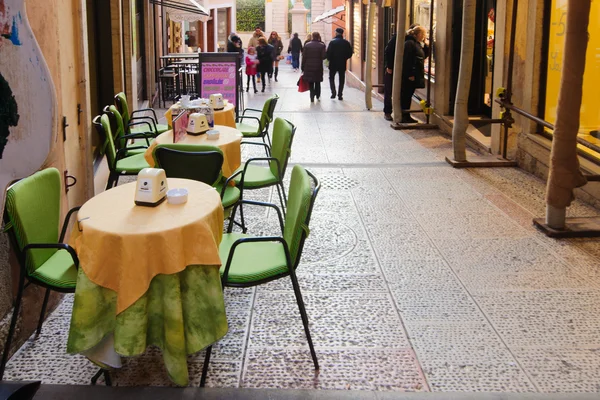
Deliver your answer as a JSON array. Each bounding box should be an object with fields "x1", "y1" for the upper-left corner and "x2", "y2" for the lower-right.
[
  {"x1": 329, "y1": 68, "x2": 345, "y2": 96},
  {"x1": 309, "y1": 82, "x2": 321, "y2": 100},
  {"x1": 292, "y1": 52, "x2": 300, "y2": 69},
  {"x1": 383, "y1": 70, "x2": 393, "y2": 114},
  {"x1": 246, "y1": 75, "x2": 256, "y2": 91},
  {"x1": 401, "y1": 82, "x2": 416, "y2": 118}
]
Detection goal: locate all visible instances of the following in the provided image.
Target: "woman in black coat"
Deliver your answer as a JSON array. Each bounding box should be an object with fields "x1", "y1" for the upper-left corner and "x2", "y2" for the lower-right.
[
  {"x1": 301, "y1": 32, "x2": 326, "y2": 102},
  {"x1": 401, "y1": 26, "x2": 429, "y2": 123},
  {"x1": 256, "y1": 37, "x2": 274, "y2": 92}
]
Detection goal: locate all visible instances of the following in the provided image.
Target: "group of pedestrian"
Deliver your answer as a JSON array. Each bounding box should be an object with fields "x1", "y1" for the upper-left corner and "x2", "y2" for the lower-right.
[
  {"x1": 243, "y1": 26, "x2": 285, "y2": 93},
  {"x1": 301, "y1": 27, "x2": 353, "y2": 103},
  {"x1": 383, "y1": 24, "x2": 430, "y2": 123}
]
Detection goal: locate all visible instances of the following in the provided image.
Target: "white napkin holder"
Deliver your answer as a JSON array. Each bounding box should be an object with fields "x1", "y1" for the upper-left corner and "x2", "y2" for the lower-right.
[
  {"x1": 135, "y1": 168, "x2": 168, "y2": 207},
  {"x1": 187, "y1": 113, "x2": 210, "y2": 135},
  {"x1": 210, "y1": 94, "x2": 225, "y2": 111}
]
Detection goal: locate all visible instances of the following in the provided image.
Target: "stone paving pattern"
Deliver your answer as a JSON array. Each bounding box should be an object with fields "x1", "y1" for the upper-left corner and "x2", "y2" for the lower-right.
[{"x1": 4, "y1": 65, "x2": 600, "y2": 393}]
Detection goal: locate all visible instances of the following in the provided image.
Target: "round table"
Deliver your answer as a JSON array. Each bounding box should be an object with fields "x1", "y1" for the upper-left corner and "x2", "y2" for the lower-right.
[
  {"x1": 144, "y1": 125, "x2": 242, "y2": 177},
  {"x1": 164, "y1": 102, "x2": 236, "y2": 128},
  {"x1": 67, "y1": 178, "x2": 227, "y2": 386}
]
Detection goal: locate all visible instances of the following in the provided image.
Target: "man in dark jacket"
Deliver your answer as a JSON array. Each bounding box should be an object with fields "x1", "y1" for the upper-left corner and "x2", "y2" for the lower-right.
[
  {"x1": 288, "y1": 33, "x2": 303, "y2": 71},
  {"x1": 326, "y1": 27, "x2": 353, "y2": 100},
  {"x1": 383, "y1": 34, "x2": 396, "y2": 121}
]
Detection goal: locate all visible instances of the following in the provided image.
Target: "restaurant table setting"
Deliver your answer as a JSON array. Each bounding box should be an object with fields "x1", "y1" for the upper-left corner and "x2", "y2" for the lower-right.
[{"x1": 66, "y1": 176, "x2": 228, "y2": 386}]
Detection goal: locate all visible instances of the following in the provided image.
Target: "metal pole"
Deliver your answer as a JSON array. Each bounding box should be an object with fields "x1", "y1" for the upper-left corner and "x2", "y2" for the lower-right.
[
  {"x1": 503, "y1": 0, "x2": 519, "y2": 159},
  {"x1": 425, "y1": 0, "x2": 434, "y2": 124}
]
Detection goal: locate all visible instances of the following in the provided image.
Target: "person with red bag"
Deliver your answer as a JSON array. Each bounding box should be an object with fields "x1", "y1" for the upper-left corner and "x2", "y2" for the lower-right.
[{"x1": 301, "y1": 32, "x2": 326, "y2": 103}]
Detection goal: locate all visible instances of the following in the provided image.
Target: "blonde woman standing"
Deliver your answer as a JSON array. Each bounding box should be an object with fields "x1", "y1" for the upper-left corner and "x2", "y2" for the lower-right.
[{"x1": 268, "y1": 31, "x2": 284, "y2": 82}]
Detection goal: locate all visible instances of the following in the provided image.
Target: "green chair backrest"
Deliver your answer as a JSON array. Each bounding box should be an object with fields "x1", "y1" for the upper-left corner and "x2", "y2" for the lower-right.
[
  {"x1": 115, "y1": 92, "x2": 131, "y2": 127},
  {"x1": 93, "y1": 114, "x2": 118, "y2": 170},
  {"x1": 153, "y1": 143, "x2": 224, "y2": 186},
  {"x1": 283, "y1": 165, "x2": 319, "y2": 267},
  {"x1": 106, "y1": 105, "x2": 127, "y2": 149},
  {"x1": 4, "y1": 168, "x2": 61, "y2": 273},
  {"x1": 258, "y1": 94, "x2": 279, "y2": 134},
  {"x1": 269, "y1": 118, "x2": 295, "y2": 179}
]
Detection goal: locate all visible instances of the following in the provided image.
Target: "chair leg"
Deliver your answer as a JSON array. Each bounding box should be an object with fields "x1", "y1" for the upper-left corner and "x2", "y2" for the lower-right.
[
  {"x1": 238, "y1": 201, "x2": 247, "y2": 233},
  {"x1": 91, "y1": 368, "x2": 112, "y2": 386},
  {"x1": 280, "y1": 182, "x2": 288, "y2": 206},
  {"x1": 36, "y1": 288, "x2": 51, "y2": 336},
  {"x1": 0, "y1": 271, "x2": 26, "y2": 380},
  {"x1": 200, "y1": 345, "x2": 212, "y2": 387},
  {"x1": 105, "y1": 173, "x2": 117, "y2": 190},
  {"x1": 288, "y1": 269, "x2": 319, "y2": 370}
]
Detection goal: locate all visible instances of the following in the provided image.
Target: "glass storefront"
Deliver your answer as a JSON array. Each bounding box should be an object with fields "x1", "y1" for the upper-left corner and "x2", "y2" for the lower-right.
[
  {"x1": 545, "y1": 0, "x2": 600, "y2": 148},
  {"x1": 411, "y1": 0, "x2": 436, "y2": 79}
]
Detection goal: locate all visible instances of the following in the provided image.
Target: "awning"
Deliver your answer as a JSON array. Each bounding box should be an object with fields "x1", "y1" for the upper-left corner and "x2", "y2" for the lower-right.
[
  {"x1": 149, "y1": 0, "x2": 210, "y2": 22},
  {"x1": 313, "y1": 5, "x2": 345, "y2": 23}
]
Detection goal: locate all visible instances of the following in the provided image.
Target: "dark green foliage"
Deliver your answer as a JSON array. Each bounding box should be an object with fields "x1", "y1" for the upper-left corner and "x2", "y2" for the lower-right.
[
  {"x1": 0, "y1": 72, "x2": 19, "y2": 159},
  {"x1": 236, "y1": 0, "x2": 265, "y2": 32}
]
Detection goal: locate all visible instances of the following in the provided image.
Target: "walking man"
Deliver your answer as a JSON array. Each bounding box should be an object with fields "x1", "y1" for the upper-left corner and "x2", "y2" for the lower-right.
[
  {"x1": 288, "y1": 32, "x2": 303, "y2": 71},
  {"x1": 326, "y1": 27, "x2": 353, "y2": 100}
]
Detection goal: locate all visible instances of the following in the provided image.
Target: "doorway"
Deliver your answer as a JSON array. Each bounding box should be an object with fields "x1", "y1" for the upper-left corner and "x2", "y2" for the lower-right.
[
  {"x1": 450, "y1": 0, "x2": 497, "y2": 119},
  {"x1": 135, "y1": 0, "x2": 147, "y2": 103}
]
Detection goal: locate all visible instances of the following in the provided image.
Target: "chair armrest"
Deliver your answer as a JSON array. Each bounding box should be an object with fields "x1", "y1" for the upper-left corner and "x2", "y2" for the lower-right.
[
  {"x1": 221, "y1": 236, "x2": 291, "y2": 285},
  {"x1": 221, "y1": 170, "x2": 244, "y2": 199},
  {"x1": 131, "y1": 108, "x2": 159, "y2": 123},
  {"x1": 129, "y1": 117, "x2": 158, "y2": 134},
  {"x1": 60, "y1": 206, "x2": 81, "y2": 243},
  {"x1": 116, "y1": 146, "x2": 148, "y2": 160},
  {"x1": 243, "y1": 157, "x2": 282, "y2": 181},
  {"x1": 240, "y1": 141, "x2": 271, "y2": 156},
  {"x1": 241, "y1": 108, "x2": 262, "y2": 116},
  {"x1": 237, "y1": 115, "x2": 261, "y2": 124},
  {"x1": 23, "y1": 243, "x2": 80, "y2": 269},
  {"x1": 240, "y1": 200, "x2": 284, "y2": 233}
]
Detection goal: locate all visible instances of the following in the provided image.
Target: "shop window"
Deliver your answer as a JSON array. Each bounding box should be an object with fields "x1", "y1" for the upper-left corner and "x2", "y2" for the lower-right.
[
  {"x1": 411, "y1": 0, "x2": 436, "y2": 80},
  {"x1": 544, "y1": 0, "x2": 600, "y2": 151},
  {"x1": 353, "y1": 0, "x2": 360, "y2": 57}
]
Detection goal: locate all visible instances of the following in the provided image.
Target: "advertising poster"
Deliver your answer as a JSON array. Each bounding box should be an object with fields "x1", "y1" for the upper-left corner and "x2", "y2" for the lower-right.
[{"x1": 200, "y1": 62, "x2": 237, "y2": 106}]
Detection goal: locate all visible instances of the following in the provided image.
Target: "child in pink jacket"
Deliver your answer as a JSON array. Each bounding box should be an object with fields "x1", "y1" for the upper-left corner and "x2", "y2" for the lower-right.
[{"x1": 245, "y1": 47, "x2": 259, "y2": 93}]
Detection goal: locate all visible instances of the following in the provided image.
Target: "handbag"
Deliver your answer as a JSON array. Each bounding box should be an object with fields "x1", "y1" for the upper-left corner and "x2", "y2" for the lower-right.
[{"x1": 297, "y1": 75, "x2": 309, "y2": 92}]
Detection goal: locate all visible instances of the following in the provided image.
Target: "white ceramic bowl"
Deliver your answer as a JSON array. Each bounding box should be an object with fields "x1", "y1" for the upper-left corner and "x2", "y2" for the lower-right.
[
  {"x1": 167, "y1": 188, "x2": 188, "y2": 205},
  {"x1": 206, "y1": 130, "x2": 220, "y2": 140}
]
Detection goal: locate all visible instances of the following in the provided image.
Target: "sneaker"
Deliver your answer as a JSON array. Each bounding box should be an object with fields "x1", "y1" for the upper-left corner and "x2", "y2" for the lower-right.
[{"x1": 384, "y1": 114, "x2": 393, "y2": 121}]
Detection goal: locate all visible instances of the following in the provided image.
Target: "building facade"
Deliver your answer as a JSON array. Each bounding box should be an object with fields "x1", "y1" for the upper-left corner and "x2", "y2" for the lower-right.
[{"x1": 346, "y1": 0, "x2": 600, "y2": 208}]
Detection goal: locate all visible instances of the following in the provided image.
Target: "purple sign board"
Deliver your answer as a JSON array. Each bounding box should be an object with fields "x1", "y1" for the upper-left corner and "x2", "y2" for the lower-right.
[
  {"x1": 198, "y1": 53, "x2": 241, "y2": 118},
  {"x1": 200, "y1": 62, "x2": 237, "y2": 106}
]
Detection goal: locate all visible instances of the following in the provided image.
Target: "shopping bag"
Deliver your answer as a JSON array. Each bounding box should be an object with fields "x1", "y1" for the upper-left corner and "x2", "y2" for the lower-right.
[
  {"x1": 297, "y1": 75, "x2": 309, "y2": 92},
  {"x1": 286, "y1": 54, "x2": 292, "y2": 64}
]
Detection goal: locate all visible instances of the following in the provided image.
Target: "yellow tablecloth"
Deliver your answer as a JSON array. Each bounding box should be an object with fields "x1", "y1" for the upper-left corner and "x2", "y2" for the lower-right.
[
  {"x1": 144, "y1": 125, "x2": 243, "y2": 177},
  {"x1": 165, "y1": 102, "x2": 236, "y2": 128},
  {"x1": 73, "y1": 178, "x2": 224, "y2": 314}
]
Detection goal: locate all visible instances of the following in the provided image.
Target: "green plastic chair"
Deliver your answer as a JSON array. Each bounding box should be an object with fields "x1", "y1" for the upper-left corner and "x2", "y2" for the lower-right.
[
  {"x1": 235, "y1": 94, "x2": 279, "y2": 150},
  {"x1": 0, "y1": 168, "x2": 80, "y2": 380},
  {"x1": 152, "y1": 143, "x2": 245, "y2": 228},
  {"x1": 114, "y1": 92, "x2": 169, "y2": 137},
  {"x1": 93, "y1": 114, "x2": 150, "y2": 190},
  {"x1": 102, "y1": 105, "x2": 152, "y2": 156},
  {"x1": 234, "y1": 117, "x2": 295, "y2": 215},
  {"x1": 200, "y1": 165, "x2": 320, "y2": 385}
]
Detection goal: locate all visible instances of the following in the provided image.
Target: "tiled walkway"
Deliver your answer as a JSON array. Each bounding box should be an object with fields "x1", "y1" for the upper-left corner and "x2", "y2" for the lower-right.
[{"x1": 5, "y1": 64, "x2": 600, "y2": 393}]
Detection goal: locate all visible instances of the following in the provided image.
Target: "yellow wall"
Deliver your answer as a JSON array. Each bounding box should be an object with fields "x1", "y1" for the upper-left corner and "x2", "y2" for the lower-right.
[{"x1": 545, "y1": 0, "x2": 600, "y2": 134}]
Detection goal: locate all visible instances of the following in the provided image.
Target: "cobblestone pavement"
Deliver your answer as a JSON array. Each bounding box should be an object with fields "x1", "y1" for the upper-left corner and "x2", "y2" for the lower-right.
[{"x1": 5, "y1": 64, "x2": 600, "y2": 393}]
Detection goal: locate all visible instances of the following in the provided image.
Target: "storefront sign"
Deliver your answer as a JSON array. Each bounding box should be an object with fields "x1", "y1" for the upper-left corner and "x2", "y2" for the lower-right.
[
  {"x1": 200, "y1": 62, "x2": 237, "y2": 105},
  {"x1": 198, "y1": 53, "x2": 240, "y2": 117},
  {"x1": 545, "y1": 0, "x2": 600, "y2": 134}
]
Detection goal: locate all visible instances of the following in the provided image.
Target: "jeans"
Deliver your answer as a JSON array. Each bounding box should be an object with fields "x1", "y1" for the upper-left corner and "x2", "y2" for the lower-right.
[
  {"x1": 292, "y1": 52, "x2": 300, "y2": 69},
  {"x1": 383, "y1": 70, "x2": 393, "y2": 115},
  {"x1": 329, "y1": 68, "x2": 345, "y2": 97},
  {"x1": 309, "y1": 82, "x2": 321, "y2": 100}
]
